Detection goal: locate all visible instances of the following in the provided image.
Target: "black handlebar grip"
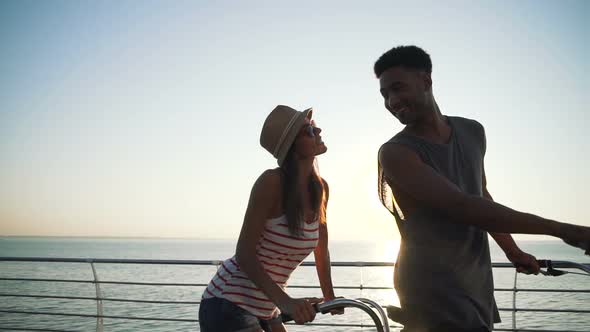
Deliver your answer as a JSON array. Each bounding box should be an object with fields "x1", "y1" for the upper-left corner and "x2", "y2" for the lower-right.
[
  {"x1": 280, "y1": 303, "x2": 320, "y2": 323},
  {"x1": 537, "y1": 259, "x2": 549, "y2": 268}
]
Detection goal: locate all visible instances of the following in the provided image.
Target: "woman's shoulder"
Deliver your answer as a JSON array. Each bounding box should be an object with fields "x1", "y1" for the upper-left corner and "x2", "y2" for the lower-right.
[
  {"x1": 253, "y1": 168, "x2": 283, "y2": 194},
  {"x1": 259, "y1": 168, "x2": 283, "y2": 182}
]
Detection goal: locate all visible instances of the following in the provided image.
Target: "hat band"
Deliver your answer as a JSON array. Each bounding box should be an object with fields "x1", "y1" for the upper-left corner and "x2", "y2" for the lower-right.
[{"x1": 273, "y1": 113, "x2": 299, "y2": 157}]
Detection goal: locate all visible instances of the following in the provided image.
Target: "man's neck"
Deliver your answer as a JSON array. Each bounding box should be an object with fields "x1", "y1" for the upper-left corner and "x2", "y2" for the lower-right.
[{"x1": 404, "y1": 101, "x2": 452, "y2": 144}]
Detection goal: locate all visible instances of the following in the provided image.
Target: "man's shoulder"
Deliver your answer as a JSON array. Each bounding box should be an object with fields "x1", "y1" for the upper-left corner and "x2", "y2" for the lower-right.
[
  {"x1": 379, "y1": 133, "x2": 419, "y2": 162},
  {"x1": 448, "y1": 116, "x2": 486, "y2": 153},
  {"x1": 448, "y1": 116, "x2": 486, "y2": 140},
  {"x1": 448, "y1": 115, "x2": 484, "y2": 129}
]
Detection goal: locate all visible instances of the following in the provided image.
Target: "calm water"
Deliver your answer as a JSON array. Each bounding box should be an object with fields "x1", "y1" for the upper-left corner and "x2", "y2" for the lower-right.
[{"x1": 1, "y1": 237, "x2": 589, "y2": 331}]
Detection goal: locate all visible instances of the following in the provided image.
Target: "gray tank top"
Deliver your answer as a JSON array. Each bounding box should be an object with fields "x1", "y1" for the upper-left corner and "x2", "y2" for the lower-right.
[{"x1": 378, "y1": 116, "x2": 500, "y2": 329}]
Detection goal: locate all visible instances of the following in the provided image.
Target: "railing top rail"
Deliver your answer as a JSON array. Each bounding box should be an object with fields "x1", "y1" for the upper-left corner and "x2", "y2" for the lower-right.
[
  {"x1": 0, "y1": 257, "x2": 224, "y2": 265},
  {"x1": 0, "y1": 257, "x2": 589, "y2": 271},
  {"x1": 494, "y1": 261, "x2": 590, "y2": 273}
]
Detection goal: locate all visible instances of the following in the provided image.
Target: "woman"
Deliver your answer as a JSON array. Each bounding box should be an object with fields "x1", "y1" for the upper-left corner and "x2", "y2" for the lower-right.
[{"x1": 199, "y1": 105, "x2": 341, "y2": 332}]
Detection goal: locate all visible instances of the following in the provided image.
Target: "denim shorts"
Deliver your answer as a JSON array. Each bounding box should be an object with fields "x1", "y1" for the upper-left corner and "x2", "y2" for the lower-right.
[
  {"x1": 199, "y1": 296, "x2": 280, "y2": 332},
  {"x1": 401, "y1": 326, "x2": 490, "y2": 332}
]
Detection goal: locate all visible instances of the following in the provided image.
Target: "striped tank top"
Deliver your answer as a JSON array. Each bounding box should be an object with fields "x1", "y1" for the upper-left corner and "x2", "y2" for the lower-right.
[{"x1": 202, "y1": 215, "x2": 319, "y2": 319}]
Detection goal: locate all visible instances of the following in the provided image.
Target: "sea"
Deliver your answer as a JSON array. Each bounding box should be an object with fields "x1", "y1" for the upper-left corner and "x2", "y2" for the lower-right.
[{"x1": 0, "y1": 237, "x2": 589, "y2": 332}]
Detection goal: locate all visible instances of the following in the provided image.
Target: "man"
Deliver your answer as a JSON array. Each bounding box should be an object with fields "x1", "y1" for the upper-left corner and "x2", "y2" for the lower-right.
[{"x1": 374, "y1": 45, "x2": 590, "y2": 332}]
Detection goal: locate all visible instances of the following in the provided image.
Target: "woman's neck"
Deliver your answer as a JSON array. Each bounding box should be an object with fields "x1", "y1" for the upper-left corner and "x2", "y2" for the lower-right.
[{"x1": 296, "y1": 158, "x2": 315, "y2": 188}]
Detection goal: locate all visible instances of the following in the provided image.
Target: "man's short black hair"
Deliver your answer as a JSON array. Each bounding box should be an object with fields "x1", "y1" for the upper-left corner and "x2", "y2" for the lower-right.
[{"x1": 374, "y1": 45, "x2": 432, "y2": 78}]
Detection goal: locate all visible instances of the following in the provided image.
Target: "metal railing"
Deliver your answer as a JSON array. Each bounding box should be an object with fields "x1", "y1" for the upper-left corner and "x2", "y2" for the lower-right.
[{"x1": 0, "y1": 257, "x2": 589, "y2": 332}]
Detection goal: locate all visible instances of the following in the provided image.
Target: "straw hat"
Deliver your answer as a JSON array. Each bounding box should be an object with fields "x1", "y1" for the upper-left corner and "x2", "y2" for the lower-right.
[{"x1": 260, "y1": 105, "x2": 313, "y2": 166}]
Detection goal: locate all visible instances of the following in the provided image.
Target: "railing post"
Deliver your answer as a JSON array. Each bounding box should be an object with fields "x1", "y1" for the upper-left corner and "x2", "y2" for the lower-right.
[
  {"x1": 89, "y1": 261, "x2": 103, "y2": 332},
  {"x1": 359, "y1": 264, "x2": 364, "y2": 293},
  {"x1": 512, "y1": 269, "x2": 518, "y2": 331},
  {"x1": 359, "y1": 263, "x2": 364, "y2": 327}
]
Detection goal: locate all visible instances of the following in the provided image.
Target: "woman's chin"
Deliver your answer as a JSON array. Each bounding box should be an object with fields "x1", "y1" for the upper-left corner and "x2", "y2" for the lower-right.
[{"x1": 316, "y1": 144, "x2": 328, "y2": 155}]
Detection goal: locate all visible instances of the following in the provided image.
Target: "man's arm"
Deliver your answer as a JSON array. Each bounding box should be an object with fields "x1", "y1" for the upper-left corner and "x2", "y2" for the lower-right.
[
  {"x1": 378, "y1": 143, "x2": 590, "y2": 243},
  {"x1": 483, "y1": 168, "x2": 540, "y2": 274}
]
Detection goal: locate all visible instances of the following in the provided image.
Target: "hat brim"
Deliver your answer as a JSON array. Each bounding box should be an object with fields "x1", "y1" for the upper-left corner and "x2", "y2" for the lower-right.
[{"x1": 276, "y1": 108, "x2": 313, "y2": 166}]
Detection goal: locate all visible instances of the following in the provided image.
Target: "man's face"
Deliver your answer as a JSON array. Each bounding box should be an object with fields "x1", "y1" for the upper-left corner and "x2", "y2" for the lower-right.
[{"x1": 379, "y1": 66, "x2": 431, "y2": 125}]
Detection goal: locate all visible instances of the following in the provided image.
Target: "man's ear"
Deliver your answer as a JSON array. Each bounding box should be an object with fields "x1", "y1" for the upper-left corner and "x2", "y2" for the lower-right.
[{"x1": 422, "y1": 72, "x2": 432, "y2": 91}]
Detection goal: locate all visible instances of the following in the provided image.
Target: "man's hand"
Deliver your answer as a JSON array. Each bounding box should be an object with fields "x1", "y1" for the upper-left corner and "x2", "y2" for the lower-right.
[
  {"x1": 562, "y1": 238, "x2": 590, "y2": 255},
  {"x1": 558, "y1": 224, "x2": 590, "y2": 255},
  {"x1": 507, "y1": 250, "x2": 540, "y2": 275}
]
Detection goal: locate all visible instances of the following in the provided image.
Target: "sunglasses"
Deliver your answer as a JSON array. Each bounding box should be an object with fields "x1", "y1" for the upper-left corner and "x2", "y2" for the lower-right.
[{"x1": 304, "y1": 120, "x2": 317, "y2": 137}]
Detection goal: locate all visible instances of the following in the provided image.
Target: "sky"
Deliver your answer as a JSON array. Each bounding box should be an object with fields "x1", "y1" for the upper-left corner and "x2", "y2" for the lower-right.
[{"x1": 0, "y1": 0, "x2": 588, "y2": 241}]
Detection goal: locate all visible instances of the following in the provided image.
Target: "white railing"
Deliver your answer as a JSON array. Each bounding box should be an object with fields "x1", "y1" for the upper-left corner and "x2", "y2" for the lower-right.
[{"x1": 0, "y1": 258, "x2": 589, "y2": 332}]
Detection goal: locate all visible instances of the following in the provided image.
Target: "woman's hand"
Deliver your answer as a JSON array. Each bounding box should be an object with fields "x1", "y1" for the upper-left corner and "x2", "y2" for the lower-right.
[
  {"x1": 279, "y1": 297, "x2": 322, "y2": 324},
  {"x1": 324, "y1": 296, "x2": 345, "y2": 315}
]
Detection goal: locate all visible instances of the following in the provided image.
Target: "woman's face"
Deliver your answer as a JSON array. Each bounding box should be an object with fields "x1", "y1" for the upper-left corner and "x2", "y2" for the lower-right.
[{"x1": 293, "y1": 118, "x2": 327, "y2": 159}]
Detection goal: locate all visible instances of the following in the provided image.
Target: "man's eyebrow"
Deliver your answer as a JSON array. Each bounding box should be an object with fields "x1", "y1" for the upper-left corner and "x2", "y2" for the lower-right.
[{"x1": 380, "y1": 81, "x2": 400, "y2": 95}]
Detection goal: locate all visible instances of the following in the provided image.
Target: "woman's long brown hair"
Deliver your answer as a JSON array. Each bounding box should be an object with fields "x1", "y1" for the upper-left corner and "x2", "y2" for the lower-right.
[{"x1": 280, "y1": 148, "x2": 326, "y2": 236}]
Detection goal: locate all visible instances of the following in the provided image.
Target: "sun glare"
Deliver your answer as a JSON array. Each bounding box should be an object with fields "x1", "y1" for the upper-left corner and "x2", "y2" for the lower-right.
[{"x1": 379, "y1": 239, "x2": 400, "y2": 262}]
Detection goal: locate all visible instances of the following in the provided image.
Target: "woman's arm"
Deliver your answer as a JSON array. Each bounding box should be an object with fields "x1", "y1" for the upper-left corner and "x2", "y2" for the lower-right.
[
  {"x1": 235, "y1": 170, "x2": 289, "y2": 305},
  {"x1": 314, "y1": 179, "x2": 336, "y2": 300},
  {"x1": 235, "y1": 169, "x2": 318, "y2": 324},
  {"x1": 314, "y1": 180, "x2": 343, "y2": 315},
  {"x1": 314, "y1": 222, "x2": 336, "y2": 300}
]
